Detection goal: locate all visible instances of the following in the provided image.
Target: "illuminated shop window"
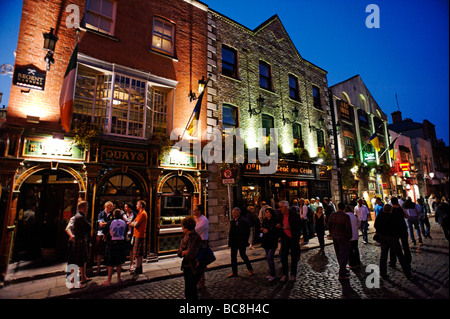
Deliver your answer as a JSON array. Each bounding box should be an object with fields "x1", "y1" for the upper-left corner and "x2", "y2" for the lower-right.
[
  {"x1": 152, "y1": 17, "x2": 175, "y2": 56},
  {"x1": 85, "y1": 0, "x2": 116, "y2": 35},
  {"x1": 160, "y1": 176, "x2": 194, "y2": 227}
]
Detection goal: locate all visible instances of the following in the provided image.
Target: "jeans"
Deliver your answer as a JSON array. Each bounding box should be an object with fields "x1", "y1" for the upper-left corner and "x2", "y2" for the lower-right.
[
  {"x1": 265, "y1": 248, "x2": 276, "y2": 277},
  {"x1": 230, "y1": 246, "x2": 253, "y2": 275},
  {"x1": 379, "y1": 235, "x2": 411, "y2": 278},
  {"x1": 419, "y1": 217, "x2": 431, "y2": 238},
  {"x1": 316, "y1": 229, "x2": 325, "y2": 250},
  {"x1": 390, "y1": 234, "x2": 411, "y2": 266},
  {"x1": 332, "y1": 236, "x2": 350, "y2": 277},
  {"x1": 348, "y1": 240, "x2": 361, "y2": 267},
  {"x1": 360, "y1": 220, "x2": 369, "y2": 243},
  {"x1": 300, "y1": 220, "x2": 309, "y2": 243},
  {"x1": 280, "y1": 235, "x2": 300, "y2": 276},
  {"x1": 407, "y1": 217, "x2": 423, "y2": 243}
]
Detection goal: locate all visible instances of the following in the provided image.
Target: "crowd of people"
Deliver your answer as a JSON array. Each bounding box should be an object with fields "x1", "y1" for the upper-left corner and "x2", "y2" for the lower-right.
[{"x1": 64, "y1": 192, "x2": 449, "y2": 298}]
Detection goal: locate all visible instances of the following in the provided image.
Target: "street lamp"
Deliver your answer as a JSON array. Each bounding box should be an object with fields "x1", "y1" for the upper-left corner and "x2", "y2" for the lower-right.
[
  {"x1": 248, "y1": 94, "x2": 263, "y2": 117},
  {"x1": 43, "y1": 28, "x2": 58, "y2": 71},
  {"x1": 189, "y1": 75, "x2": 209, "y2": 102}
]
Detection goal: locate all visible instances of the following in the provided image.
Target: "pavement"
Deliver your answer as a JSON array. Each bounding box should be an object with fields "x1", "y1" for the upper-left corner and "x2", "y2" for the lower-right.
[{"x1": 0, "y1": 219, "x2": 448, "y2": 300}]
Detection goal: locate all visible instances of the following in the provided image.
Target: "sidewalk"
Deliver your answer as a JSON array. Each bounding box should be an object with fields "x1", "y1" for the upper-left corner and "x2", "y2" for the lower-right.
[{"x1": 0, "y1": 222, "x2": 375, "y2": 299}]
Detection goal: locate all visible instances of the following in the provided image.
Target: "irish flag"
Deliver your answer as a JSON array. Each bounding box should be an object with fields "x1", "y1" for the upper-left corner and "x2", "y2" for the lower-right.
[{"x1": 59, "y1": 44, "x2": 78, "y2": 132}]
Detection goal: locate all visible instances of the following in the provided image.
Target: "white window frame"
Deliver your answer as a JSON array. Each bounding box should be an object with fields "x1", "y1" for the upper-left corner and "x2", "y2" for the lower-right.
[
  {"x1": 151, "y1": 17, "x2": 175, "y2": 56},
  {"x1": 85, "y1": 0, "x2": 117, "y2": 36}
]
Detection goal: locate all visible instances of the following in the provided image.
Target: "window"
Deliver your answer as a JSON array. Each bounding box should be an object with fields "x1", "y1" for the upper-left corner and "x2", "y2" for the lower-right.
[
  {"x1": 262, "y1": 114, "x2": 274, "y2": 146},
  {"x1": 259, "y1": 61, "x2": 272, "y2": 90},
  {"x1": 293, "y1": 123, "x2": 303, "y2": 148},
  {"x1": 222, "y1": 104, "x2": 238, "y2": 135},
  {"x1": 222, "y1": 45, "x2": 238, "y2": 78},
  {"x1": 344, "y1": 136, "x2": 355, "y2": 157},
  {"x1": 358, "y1": 109, "x2": 369, "y2": 128},
  {"x1": 312, "y1": 85, "x2": 321, "y2": 109},
  {"x1": 85, "y1": 0, "x2": 116, "y2": 35},
  {"x1": 317, "y1": 129, "x2": 325, "y2": 148},
  {"x1": 152, "y1": 18, "x2": 175, "y2": 55},
  {"x1": 289, "y1": 74, "x2": 300, "y2": 101},
  {"x1": 73, "y1": 64, "x2": 170, "y2": 139}
]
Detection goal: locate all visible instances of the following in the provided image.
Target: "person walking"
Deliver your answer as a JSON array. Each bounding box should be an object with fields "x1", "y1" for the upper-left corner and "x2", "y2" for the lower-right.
[
  {"x1": 403, "y1": 198, "x2": 423, "y2": 245},
  {"x1": 227, "y1": 207, "x2": 253, "y2": 278},
  {"x1": 328, "y1": 202, "x2": 352, "y2": 280},
  {"x1": 101, "y1": 209, "x2": 127, "y2": 286},
  {"x1": 276, "y1": 201, "x2": 301, "y2": 282},
  {"x1": 374, "y1": 204, "x2": 412, "y2": 280},
  {"x1": 389, "y1": 197, "x2": 412, "y2": 269},
  {"x1": 417, "y1": 198, "x2": 432, "y2": 239},
  {"x1": 193, "y1": 204, "x2": 209, "y2": 290},
  {"x1": 67, "y1": 201, "x2": 91, "y2": 288},
  {"x1": 129, "y1": 200, "x2": 147, "y2": 277},
  {"x1": 354, "y1": 199, "x2": 370, "y2": 244},
  {"x1": 345, "y1": 205, "x2": 361, "y2": 269},
  {"x1": 177, "y1": 216, "x2": 205, "y2": 299},
  {"x1": 313, "y1": 206, "x2": 326, "y2": 251},
  {"x1": 435, "y1": 197, "x2": 449, "y2": 241},
  {"x1": 260, "y1": 207, "x2": 279, "y2": 281}
]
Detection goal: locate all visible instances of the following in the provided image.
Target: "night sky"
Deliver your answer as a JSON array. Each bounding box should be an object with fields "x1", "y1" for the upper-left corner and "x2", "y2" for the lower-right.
[{"x1": 0, "y1": 0, "x2": 448, "y2": 144}]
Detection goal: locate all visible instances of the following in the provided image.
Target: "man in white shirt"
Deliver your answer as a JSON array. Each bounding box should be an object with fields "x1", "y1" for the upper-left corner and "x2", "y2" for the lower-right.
[
  {"x1": 354, "y1": 199, "x2": 370, "y2": 244},
  {"x1": 346, "y1": 208, "x2": 361, "y2": 268}
]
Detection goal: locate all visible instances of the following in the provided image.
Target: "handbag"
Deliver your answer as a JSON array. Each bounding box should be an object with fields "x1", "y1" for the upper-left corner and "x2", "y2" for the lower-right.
[{"x1": 197, "y1": 245, "x2": 216, "y2": 266}]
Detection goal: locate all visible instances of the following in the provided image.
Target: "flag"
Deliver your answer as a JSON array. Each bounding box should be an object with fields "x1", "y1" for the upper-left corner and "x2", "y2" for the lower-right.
[
  {"x1": 379, "y1": 133, "x2": 401, "y2": 159},
  {"x1": 389, "y1": 148, "x2": 395, "y2": 160},
  {"x1": 369, "y1": 132, "x2": 380, "y2": 152},
  {"x1": 183, "y1": 88, "x2": 205, "y2": 138},
  {"x1": 59, "y1": 44, "x2": 78, "y2": 132}
]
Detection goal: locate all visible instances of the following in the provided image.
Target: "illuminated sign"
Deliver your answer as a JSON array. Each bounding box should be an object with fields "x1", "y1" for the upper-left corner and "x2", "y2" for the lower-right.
[
  {"x1": 161, "y1": 149, "x2": 196, "y2": 169},
  {"x1": 23, "y1": 137, "x2": 84, "y2": 160},
  {"x1": 363, "y1": 151, "x2": 376, "y2": 163},
  {"x1": 244, "y1": 162, "x2": 315, "y2": 178},
  {"x1": 13, "y1": 65, "x2": 46, "y2": 91},
  {"x1": 399, "y1": 162, "x2": 410, "y2": 171},
  {"x1": 101, "y1": 145, "x2": 148, "y2": 165}
]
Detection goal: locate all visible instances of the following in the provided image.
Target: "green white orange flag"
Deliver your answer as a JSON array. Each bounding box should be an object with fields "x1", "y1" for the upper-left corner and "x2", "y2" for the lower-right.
[{"x1": 59, "y1": 44, "x2": 78, "y2": 132}]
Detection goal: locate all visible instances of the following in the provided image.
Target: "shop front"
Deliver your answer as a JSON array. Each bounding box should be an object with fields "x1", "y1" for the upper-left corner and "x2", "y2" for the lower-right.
[{"x1": 239, "y1": 161, "x2": 331, "y2": 208}]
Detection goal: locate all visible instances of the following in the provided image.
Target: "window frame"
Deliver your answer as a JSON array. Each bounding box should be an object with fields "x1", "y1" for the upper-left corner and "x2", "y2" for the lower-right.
[
  {"x1": 312, "y1": 85, "x2": 321, "y2": 109},
  {"x1": 151, "y1": 17, "x2": 175, "y2": 56},
  {"x1": 288, "y1": 74, "x2": 300, "y2": 101},
  {"x1": 293, "y1": 122, "x2": 304, "y2": 149},
  {"x1": 259, "y1": 61, "x2": 273, "y2": 91},
  {"x1": 84, "y1": 0, "x2": 117, "y2": 36},
  {"x1": 222, "y1": 104, "x2": 239, "y2": 134},
  {"x1": 221, "y1": 45, "x2": 239, "y2": 79},
  {"x1": 262, "y1": 114, "x2": 274, "y2": 146}
]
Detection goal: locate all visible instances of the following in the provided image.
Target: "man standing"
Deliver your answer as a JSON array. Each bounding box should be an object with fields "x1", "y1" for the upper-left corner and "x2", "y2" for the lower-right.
[
  {"x1": 227, "y1": 207, "x2": 253, "y2": 278},
  {"x1": 129, "y1": 200, "x2": 147, "y2": 276},
  {"x1": 96, "y1": 201, "x2": 114, "y2": 275},
  {"x1": 328, "y1": 202, "x2": 352, "y2": 280},
  {"x1": 193, "y1": 204, "x2": 209, "y2": 289},
  {"x1": 297, "y1": 199, "x2": 309, "y2": 244},
  {"x1": 277, "y1": 201, "x2": 301, "y2": 282},
  {"x1": 374, "y1": 197, "x2": 384, "y2": 218},
  {"x1": 354, "y1": 199, "x2": 370, "y2": 244}
]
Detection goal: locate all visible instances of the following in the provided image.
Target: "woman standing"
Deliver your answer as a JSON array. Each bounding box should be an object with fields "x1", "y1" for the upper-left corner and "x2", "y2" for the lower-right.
[
  {"x1": 313, "y1": 206, "x2": 326, "y2": 251},
  {"x1": 178, "y1": 216, "x2": 205, "y2": 299},
  {"x1": 260, "y1": 207, "x2": 279, "y2": 281}
]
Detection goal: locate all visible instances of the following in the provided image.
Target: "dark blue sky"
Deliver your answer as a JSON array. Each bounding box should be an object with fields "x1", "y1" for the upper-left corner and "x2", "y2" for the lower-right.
[{"x1": 1, "y1": 0, "x2": 448, "y2": 144}]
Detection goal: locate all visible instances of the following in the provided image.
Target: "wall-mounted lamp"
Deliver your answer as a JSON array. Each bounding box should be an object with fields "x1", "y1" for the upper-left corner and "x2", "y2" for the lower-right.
[
  {"x1": 248, "y1": 94, "x2": 264, "y2": 117},
  {"x1": 282, "y1": 106, "x2": 299, "y2": 125},
  {"x1": 189, "y1": 75, "x2": 209, "y2": 102},
  {"x1": 43, "y1": 28, "x2": 58, "y2": 71}
]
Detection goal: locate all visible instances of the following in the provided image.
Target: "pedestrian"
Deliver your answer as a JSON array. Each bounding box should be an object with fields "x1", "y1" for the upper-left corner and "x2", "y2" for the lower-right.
[
  {"x1": 417, "y1": 198, "x2": 432, "y2": 239},
  {"x1": 428, "y1": 194, "x2": 437, "y2": 216},
  {"x1": 374, "y1": 204, "x2": 412, "y2": 280},
  {"x1": 122, "y1": 203, "x2": 136, "y2": 271},
  {"x1": 374, "y1": 197, "x2": 384, "y2": 218},
  {"x1": 313, "y1": 206, "x2": 326, "y2": 251},
  {"x1": 304, "y1": 199, "x2": 315, "y2": 239},
  {"x1": 354, "y1": 199, "x2": 370, "y2": 244},
  {"x1": 328, "y1": 202, "x2": 352, "y2": 280},
  {"x1": 260, "y1": 207, "x2": 279, "y2": 281},
  {"x1": 101, "y1": 209, "x2": 127, "y2": 286},
  {"x1": 95, "y1": 201, "x2": 114, "y2": 275},
  {"x1": 177, "y1": 216, "x2": 205, "y2": 299},
  {"x1": 297, "y1": 199, "x2": 309, "y2": 244},
  {"x1": 276, "y1": 201, "x2": 301, "y2": 282},
  {"x1": 129, "y1": 200, "x2": 147, "y2": 276},
  {"x1": 435, "y1": 197, "x2": 449, "y2": 241},
  {"x1": 227, "y1": 207, "x2": 253, "y2": 278},
  {"x1": 193, "y1": 204, "x2": 209, "y2": 290},
  {"x1": 345, "y1": 205, "x2": 361, "y2": 269},
  {"x1": 67, "y1": 201, "x2": 91, "y2": 288},
  {"x1": 258, "y1": 201, "x2": 269, "y2": 224},
  {"x1": 245, "y1": 206, "x2": 258, "y2": 250},
  {"x1": 323, "y1": 197, "x2": 335, "y2": 230},
  {"x1": 403, "y1": 198, "x2": 423, "y2": 245},
  {"x1": 389, "y1": 197, "x2": 412, "y2": 269}
]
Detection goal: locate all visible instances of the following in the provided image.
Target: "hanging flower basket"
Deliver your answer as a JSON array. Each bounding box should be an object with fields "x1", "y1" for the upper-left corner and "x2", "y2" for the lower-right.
[{"x1": 72, "y1": 120, "x2": 101, "y2": 150}]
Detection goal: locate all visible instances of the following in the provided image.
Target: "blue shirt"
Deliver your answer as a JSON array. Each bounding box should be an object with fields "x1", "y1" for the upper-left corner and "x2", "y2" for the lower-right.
[{"x1": 375, "y1": 203, "x2": 384, "y2": 217}]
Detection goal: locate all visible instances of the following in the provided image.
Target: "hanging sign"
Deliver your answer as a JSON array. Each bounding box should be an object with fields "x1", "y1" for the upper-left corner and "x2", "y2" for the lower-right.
[{"x1": 13, "y1": 65, "x2": 46, "y2": 91}]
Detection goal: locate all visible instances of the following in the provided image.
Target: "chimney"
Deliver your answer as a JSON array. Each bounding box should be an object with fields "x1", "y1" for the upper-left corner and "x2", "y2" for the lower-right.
[{"x1": 391, "y1": 110, "x2": 402, "y2": 124}]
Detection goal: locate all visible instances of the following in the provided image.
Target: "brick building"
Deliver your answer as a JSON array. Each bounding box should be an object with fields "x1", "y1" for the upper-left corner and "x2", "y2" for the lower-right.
[
  {"x1": 0, "y1": 0, "x2": 208, "y2": 281},
  {"x1": 205, "y1": 10, "x2": 337, "y2": 242}
]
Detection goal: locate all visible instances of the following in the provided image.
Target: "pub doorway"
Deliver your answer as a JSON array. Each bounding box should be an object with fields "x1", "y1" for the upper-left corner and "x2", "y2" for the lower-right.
[{"x1": 11, "y1": 169, "x2": 81, "y2": 268}]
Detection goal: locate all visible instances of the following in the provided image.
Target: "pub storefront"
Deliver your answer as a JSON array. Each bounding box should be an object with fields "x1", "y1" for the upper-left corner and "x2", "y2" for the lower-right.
[{"x1": 238, "y1": 160, "x2": 332, "y2": 208}]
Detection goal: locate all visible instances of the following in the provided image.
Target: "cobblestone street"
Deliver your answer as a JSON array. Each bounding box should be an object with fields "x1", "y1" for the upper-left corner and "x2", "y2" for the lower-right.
[{"x1": 76, "y1": 220, "x2": 449, "y2": 300}]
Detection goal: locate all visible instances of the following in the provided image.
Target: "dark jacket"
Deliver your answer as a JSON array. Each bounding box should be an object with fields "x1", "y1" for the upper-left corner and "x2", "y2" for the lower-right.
[
  {"x1": 375, "y1": 210, "x2": 407, "y2": 237},
  {"x1": 178, "y1": 230, "x2": 204, "y2": 272},
  {"x1": 228, "y1": 216, "x2": 250, "y2": 248},
  {"x1": 328, "y1": 211, "x2": 352, "y2": 240},
  {"x1": 261, "y1": 217, "x2": 280, "y2": 250},
  {"x1": 275, "y1": 209, "x2": 301, "y2": 241},
  {"x1": 73, "y1": 212, "x2": 91, "y2": 241}
]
